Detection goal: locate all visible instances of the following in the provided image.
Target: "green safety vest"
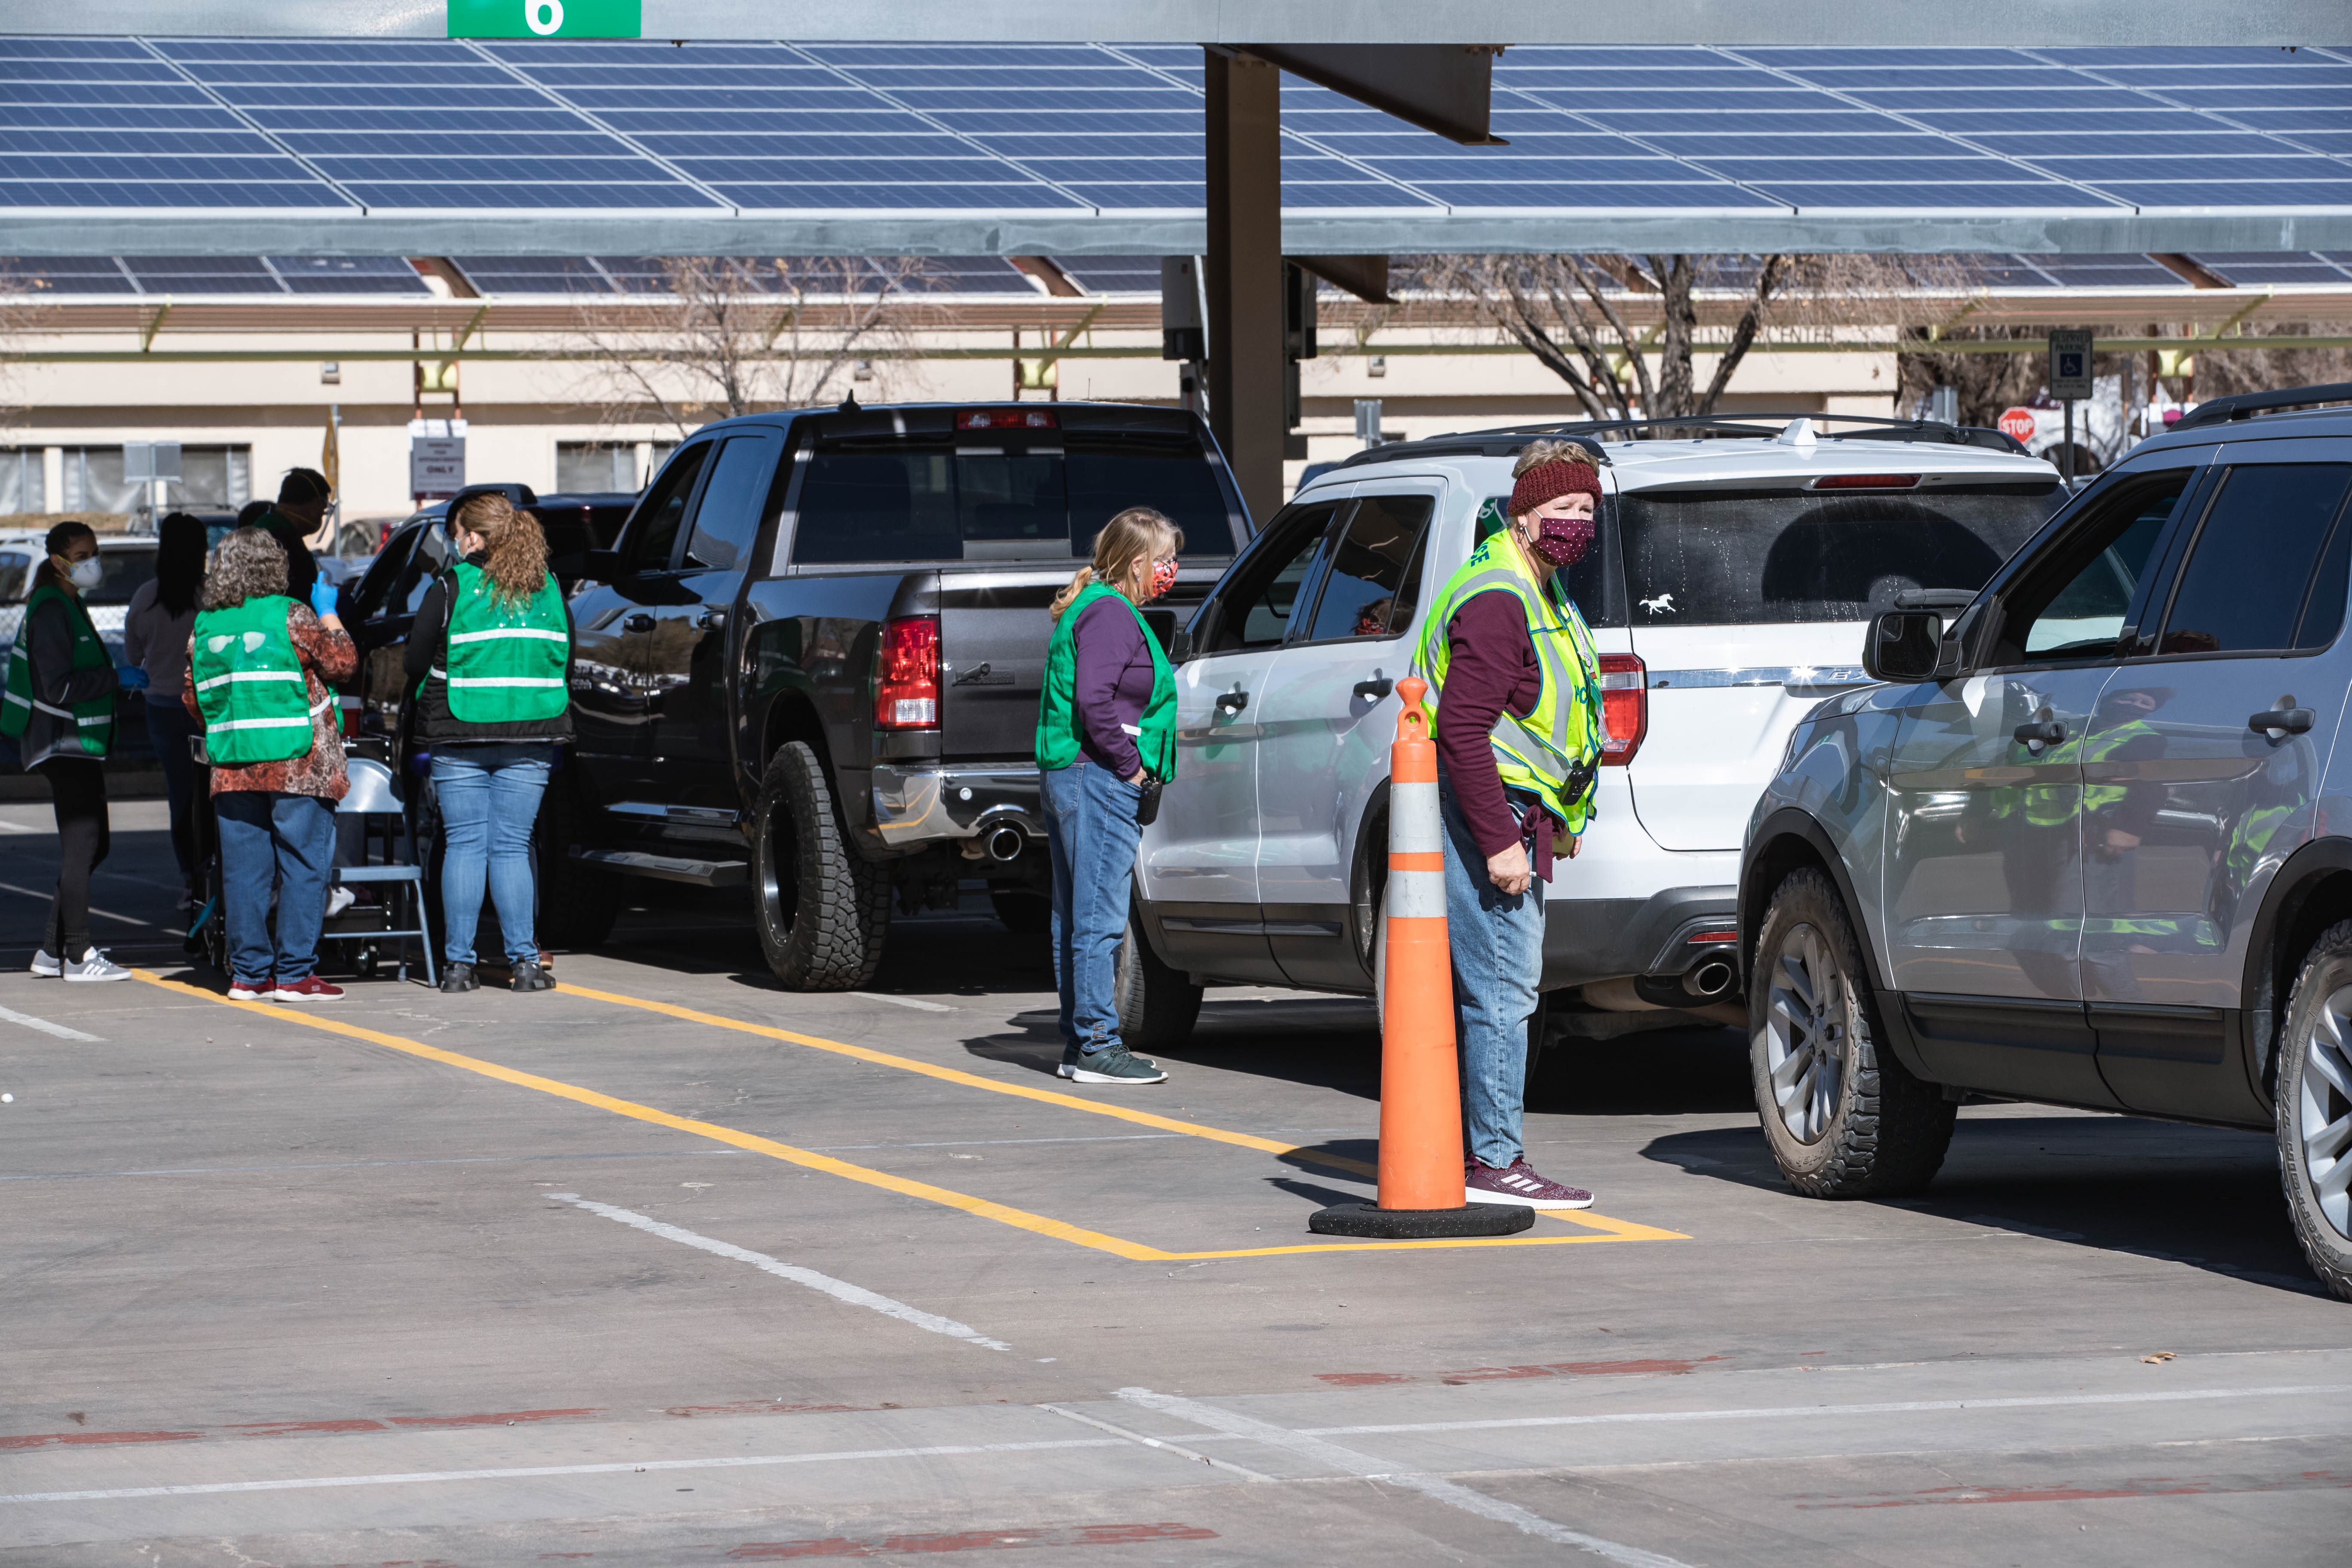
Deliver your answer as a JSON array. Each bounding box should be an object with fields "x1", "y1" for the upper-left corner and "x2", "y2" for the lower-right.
[
  {"x1": 193, "y1": 595, "x2": 318, "y2": 766},
  {"x1": 0, "y1": 582, "x2": 113, "y2": 757},
  {"x1": 2079, "y1": 718, "x2": 2157, "y2": 816},
  {"x1": 439, "y1": 562, "x2": 569, "y2": 723},
  {"x1": 1414, "y1": 531, "x2": 1605, "y2": 831},
  {"x1": 1035, "y1": 581, "x2": 1178, "y2": 778}
]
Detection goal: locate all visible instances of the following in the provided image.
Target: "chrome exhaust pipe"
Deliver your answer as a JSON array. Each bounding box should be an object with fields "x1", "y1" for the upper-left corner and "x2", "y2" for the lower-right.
[
  {"x1": 984, "y1": 825, "x2": 1026, "y2": 863},
  {"x1": 1685, "y1": 958, "x2": 1736, "y2": 1000}
]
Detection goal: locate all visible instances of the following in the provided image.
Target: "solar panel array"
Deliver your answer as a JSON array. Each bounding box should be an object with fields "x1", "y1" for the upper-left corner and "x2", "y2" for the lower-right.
[
  {"x1": 3, "y1": 37, "x2": 2349, "y2": 229},
  {"x1": 3, "y1": 253, "x2": 428, "y2": 294}
]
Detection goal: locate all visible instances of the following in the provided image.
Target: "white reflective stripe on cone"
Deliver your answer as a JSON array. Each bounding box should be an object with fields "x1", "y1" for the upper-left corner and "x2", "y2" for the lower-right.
[
  {"x1": 1386, "y1": 867, "x2": 1447, "y2": 919},
  {"x1": 1390, "y1": 778, "x2": 1443, "y2": 852}
]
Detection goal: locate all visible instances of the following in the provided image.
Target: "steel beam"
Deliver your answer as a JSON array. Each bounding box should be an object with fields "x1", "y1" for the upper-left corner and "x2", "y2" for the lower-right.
[
  {"x1": 1240, "y1": 45, "x2": 1501, "y2": 146},
  {"x1": 1204, "y1": 50, "x2": 1285, "y2": 526}
]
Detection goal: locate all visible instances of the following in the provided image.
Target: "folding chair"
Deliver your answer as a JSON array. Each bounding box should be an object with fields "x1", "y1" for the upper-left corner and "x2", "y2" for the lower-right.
[{"x1": 321, "y1": 742, "x2": 437, "y2": 986}]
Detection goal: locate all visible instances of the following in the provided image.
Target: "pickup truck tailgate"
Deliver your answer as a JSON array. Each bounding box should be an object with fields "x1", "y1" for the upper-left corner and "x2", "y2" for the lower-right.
[{"x1": 938, "y1": 575, "x2": 1054, "y2": 760}]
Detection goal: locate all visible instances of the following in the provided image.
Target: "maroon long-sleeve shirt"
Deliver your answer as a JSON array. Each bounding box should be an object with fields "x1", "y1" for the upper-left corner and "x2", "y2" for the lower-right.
[{"x1": 1435, "y1": 589, "x2": 1558, "y2": 879}]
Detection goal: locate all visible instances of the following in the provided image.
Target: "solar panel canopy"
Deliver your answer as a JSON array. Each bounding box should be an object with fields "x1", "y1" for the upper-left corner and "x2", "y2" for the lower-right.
[{"x1": 4, "y1": 37, "x2": 2349, "y2": 256}]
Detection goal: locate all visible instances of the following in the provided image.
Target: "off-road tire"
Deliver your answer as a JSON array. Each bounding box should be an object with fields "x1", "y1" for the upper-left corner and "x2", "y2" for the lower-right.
[
  {"x1": 1750, "y1": 867, "x2": 1954, "y2": 1197},
  {"x1": 1115, "y1": 901, "x2": 1201, "y2": 1050},
  {"x1": 750, "y1": 740, "x2": 888, "y2": 990},
  {"x1": 2273, "y1": 920, "x2": 2352, "y2": 1301},
  {"x1": 534, "y1": 778, "x2": 621, "y2": 950}
]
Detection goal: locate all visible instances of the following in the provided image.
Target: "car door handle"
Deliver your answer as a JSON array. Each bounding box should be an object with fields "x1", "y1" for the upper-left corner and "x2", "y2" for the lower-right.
[
  {"x1": 622, "y1": 612, "x2": 655, "y2": 634},
  {"x1": 697, "y1": 608, "x2": 727, "y2": 631},
  {"x1": 2250, "y1": 707, "x2": 2315, "y2": 735},
  {"x1": 2012, "y1": 720, "x2": 2066, "y2": 745},
  {"x1": 1216, "y1": 690, "x2": 1249, "y2": 713},
  {"x1": 1353, "y1": 677, "x2": 1394, "y2": 701}
]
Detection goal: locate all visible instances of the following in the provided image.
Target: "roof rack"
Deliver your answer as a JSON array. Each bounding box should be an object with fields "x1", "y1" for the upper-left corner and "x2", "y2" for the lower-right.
[
  {"x1": 2170, "y1": 382, "x2": 2352, "y2": 433},
  {"x1": 1334, "y1": 412, "x2": 2027, "y2": 470}
]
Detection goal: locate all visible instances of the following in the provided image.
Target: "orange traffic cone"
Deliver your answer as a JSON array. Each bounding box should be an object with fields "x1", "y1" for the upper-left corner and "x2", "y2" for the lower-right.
[{"x1": 1311, "y1": 675, "x2": 1532, "y2": 1239}]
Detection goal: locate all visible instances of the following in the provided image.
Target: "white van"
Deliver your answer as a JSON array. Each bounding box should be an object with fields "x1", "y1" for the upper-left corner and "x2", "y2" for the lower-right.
[{"x1": 1117, "y1": 415, "x2": 2064, "y2": 1047}]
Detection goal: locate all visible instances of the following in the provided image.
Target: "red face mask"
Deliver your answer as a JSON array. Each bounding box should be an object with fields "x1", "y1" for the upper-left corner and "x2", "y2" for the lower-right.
[{"x1": 1148, "y1": 557, "x2": 1179, "y2": 600}]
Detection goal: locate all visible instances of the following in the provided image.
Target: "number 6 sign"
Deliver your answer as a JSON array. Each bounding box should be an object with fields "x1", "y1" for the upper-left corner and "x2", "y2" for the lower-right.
[{"x1": 446, "y1": 0, "x2": 640, "y2": 37}]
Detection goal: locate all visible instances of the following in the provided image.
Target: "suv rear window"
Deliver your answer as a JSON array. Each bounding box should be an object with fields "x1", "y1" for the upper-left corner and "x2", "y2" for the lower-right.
[
  {"x1": 1619, "y1": 483, "x2": 2058, "y2": 625},
  {"x1": 791, "y1": 425, "x2": 1241, "y2": 565}
]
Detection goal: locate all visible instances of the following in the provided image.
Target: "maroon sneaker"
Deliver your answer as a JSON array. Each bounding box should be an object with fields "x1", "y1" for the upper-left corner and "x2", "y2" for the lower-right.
[
  {"x1": 1466, "y1": 1158, "x2": 1594, "y2": 1209},
  {"x1": 269, "y1": 976, "x2": 345, "y2": 1004},
  {"x1": 227, "y1": 976, "x2": 272, "y2": 1001}
]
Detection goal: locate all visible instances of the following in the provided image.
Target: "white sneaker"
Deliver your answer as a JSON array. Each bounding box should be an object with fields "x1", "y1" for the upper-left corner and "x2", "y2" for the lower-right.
[
  {"x1": 63, "y1": 950, "x2": 132, "y2": 983},
  {"x1": 29, "y1": 947, "x2": 64, "y2": 977},
  {"x1": 325, "y1": 885, "x2": 356, "y2": 919}
]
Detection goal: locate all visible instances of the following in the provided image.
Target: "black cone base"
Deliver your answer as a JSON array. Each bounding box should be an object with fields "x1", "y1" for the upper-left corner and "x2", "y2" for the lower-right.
[{"x1": 1308, "y1": 1202, "x2": 1533, "y2": 1239}]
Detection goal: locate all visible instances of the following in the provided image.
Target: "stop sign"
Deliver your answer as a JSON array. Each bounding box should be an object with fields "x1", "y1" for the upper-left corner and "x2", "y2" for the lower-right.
[{"x1": 1998, "y1": 407, "x2": 2037, "y2": 444}]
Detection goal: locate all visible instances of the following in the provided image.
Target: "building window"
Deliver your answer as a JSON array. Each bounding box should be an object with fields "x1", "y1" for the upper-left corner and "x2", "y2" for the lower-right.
[
  {"x1": 557, "y1": 441, "x2": 674, "y2": 494},
  {"x1": 0, "y1": 448, "x2": 41, "y2": 514},
  {"x1": 58, "y1": 444, "x2": 249, "y2": 514},
  {"x1": 178, "y1": 446, "x2": 251, "y2": 510}
]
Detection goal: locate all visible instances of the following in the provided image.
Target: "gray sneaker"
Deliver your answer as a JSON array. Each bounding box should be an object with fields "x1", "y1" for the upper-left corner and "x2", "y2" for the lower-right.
[
  {"x1": 1057, "y1": 1041, "x2": 1079, "y2": 1078},
  {"x1": 63, "y1": 949, "x2": 132, "y2": 983},
  {"x1": 1069, "y1": 1046, "x2": 1168, "y2": 1085},
  {"x1": 29, "y1": 947, "x2": 64, "y2": 978}
]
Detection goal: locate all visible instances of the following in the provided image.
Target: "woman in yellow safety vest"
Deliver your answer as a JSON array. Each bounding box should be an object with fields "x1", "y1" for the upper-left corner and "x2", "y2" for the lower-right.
[
  {"x1": 1413, "y1": 439, "x2": 1608, "y2": 1210},
  {"x1": 184, "y1": 525, "x2": 358, "y2": 1003},
  {"x1": 402, "y1": 492, "x2": 574, "y2": 996},
  {"x1": 1, "y1": 521, "x2": 137, "y2": 981}
]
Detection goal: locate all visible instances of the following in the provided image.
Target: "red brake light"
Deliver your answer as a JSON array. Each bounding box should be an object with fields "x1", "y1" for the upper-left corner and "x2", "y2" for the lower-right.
[
  {"x1": 1598, "y1": 652, "x2": 1646, "y2": 766},
  {"x1": 1812, "y1": 473, "x2": 1920, "y2": 490},
  {"x1": 875, "y1": 616, "x2": 940, "y2": 730},
  {"x1": 956, "y1": 409, "x2": 1058, "y2": 430}
]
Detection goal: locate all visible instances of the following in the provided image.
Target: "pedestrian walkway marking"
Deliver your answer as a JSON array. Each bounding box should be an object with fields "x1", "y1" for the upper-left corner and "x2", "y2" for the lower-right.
[
  {"x1": 0, "y1": 1002, "x2": 101, "y2": 1041},
  {"x1": 129, "y1": 971, "x2": 1686, "y2": 1260}
]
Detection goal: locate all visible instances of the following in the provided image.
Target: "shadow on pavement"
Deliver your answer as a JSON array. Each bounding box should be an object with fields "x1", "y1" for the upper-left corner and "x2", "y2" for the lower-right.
[{"x1": 1643, "y1": 1112, "x2": 2328, "y2": 1299}]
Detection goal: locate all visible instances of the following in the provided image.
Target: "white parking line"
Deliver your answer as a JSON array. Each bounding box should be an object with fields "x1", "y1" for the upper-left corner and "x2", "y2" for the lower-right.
[
  {"x1": 0, "y1": 880, "x2": 153, "y2": 927},
  {"x1": 0, "y1": 1439, "x2": 1124, "y2": 1505},
  {"x1": 849, "y1": 992, "x2": 954, "y2": 1012},
  {"x1": 1117, "y1": 1387, "x2": 1691, "y2": 1568},
  {"x1": 0, "y1": 819, "x2": 34, "y2": 833},
  {"x1": 548, "y1": 1193, "x2": 1013, "y2": 1351},
  {"x1": 0, "y1": 1003, "x2": 101, "y2": 1042}
]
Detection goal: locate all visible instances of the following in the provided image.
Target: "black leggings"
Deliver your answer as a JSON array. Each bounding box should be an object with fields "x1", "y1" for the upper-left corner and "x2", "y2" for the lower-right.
[{"x1": 37, "y1": 757, "x2": 109, "y2": 958}]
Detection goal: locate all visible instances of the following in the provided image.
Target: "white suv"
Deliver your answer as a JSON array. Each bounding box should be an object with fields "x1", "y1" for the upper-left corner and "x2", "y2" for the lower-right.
[{"x1": 1117, "y1": 415, "x2": 2064, "y2": 1046}]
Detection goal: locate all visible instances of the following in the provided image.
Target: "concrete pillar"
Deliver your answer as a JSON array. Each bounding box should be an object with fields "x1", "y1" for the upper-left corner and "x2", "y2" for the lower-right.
[
  {"x1": 41, "y1": 447, "x2": 63, "y2": 513},
  {"x1": 1204, "y1": 49, "x2": 1285, "y2": 527}
]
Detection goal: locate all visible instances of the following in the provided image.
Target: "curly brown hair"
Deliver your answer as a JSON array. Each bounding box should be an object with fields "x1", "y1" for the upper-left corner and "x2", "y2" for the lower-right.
[
  {"x1": 450, "y1": 492, "x2": 549, "y2": 605},
  {"x1": 202, "y1": 526, "x2": 289, "y2": 610}
]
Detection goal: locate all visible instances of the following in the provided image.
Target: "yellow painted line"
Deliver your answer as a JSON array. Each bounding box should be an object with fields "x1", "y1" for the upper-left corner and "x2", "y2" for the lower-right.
[
  {"x1": 551, "y1": 979, "x2": 1380, "y2": 1180},
  {"x1": 134, "y1": 971, "x2": 1688, "y2": 1260}
]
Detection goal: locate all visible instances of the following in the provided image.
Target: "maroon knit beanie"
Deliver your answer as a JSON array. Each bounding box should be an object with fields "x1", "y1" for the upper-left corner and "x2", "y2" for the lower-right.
[{"x1": 1508, "y1": 458, "x2": 1603, "y2": 518}]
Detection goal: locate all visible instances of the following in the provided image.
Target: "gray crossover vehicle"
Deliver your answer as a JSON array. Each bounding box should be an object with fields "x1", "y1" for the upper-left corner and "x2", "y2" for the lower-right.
[{"x1": 1740, "y1": 383, "x2": 2352, "y2": 1300}]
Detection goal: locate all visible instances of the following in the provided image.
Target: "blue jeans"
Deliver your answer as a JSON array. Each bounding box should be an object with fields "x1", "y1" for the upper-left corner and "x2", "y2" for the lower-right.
[
  {"x1": 145, "y1": 696, "x2": 201, "y2": 884},
  {"x1": 216, "y1": 791, "x2": 336, "y2": 985},
  {"x1": 432, "y1": 742, "x2": 551, "y2": 966},
  {"x1": 1042, "y1": 758, "x2": 1144, "y2": 1054},
  {"x1": 1438, "y1": 770, "x2": 1545, "y2": 1169}
]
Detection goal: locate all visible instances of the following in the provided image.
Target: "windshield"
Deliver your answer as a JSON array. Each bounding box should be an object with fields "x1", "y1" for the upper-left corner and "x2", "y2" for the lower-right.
[{"x1": 1617, "y1": 483, "x2": 2060, "y2": 625}]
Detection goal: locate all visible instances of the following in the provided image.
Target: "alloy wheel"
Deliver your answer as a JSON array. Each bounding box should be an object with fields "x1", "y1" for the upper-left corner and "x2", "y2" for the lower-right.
[
  {"x1": 2303, "y1": 989, "x2": 2352, "y2": 1239},
  {"x1": 1764, "y1": 922, "x2": 1846, "y2": 1144}
]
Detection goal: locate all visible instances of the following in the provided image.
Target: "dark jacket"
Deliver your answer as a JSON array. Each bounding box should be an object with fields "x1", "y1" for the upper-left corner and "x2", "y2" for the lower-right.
[
  {"x1": 20, "y1": 591, "x2": 120, "y2": 769},
  {"x1": 402, "y1": 554, "x2": 577, "y2": 744},
  {"x1": 257, "y1": 509, "x2": 320, "y2": 601}
]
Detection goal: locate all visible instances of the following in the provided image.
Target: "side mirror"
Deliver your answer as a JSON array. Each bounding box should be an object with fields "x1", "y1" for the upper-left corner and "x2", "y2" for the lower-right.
[
  {"x1": 582, "y1": 548, "x2": 622, "y2": 583},
  {"x1": 1865, "y1": 609, "x2": 1946, "y2": 683}
]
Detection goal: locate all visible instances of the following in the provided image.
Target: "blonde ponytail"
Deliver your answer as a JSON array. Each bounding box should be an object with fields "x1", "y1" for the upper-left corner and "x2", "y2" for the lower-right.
[{"x1": 1050, "y1": 506, "x2": 1182, "y2": 622}]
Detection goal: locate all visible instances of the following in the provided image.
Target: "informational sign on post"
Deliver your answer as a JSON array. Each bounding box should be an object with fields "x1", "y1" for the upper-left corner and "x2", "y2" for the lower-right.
[
  {"x1": 2047, "y1": 328, "x2": 2094, "y2": 401},
  {"x1": 447, "y1": 0, "x2": 641, "y2": 37},
  {"x1": 410, "y1": 435, "x2": 466, "y2": 499}
]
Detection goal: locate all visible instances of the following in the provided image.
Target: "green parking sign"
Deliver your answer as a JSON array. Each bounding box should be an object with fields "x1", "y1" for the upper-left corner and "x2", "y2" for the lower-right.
[{"x1": 447, "y1": 0, "x2": 641, "y2": 37}]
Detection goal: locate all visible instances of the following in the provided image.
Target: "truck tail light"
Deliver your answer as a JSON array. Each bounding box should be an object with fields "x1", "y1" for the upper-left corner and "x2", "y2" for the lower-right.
[
  {"x1": 1598, "y1": 652, "x2": 1646, "y2": 766},
  {"x1": 1811, "y1": 473, "x2": 1920, "y2": 490},
  {"x1": 956, "y1": 409, "x2": 1058, "y2": 429},
  {"x1": 875, "y1": 616, "x2": 940, "y2": 730}
]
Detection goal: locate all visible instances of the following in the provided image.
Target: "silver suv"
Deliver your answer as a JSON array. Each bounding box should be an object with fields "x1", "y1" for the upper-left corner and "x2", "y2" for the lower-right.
[{"x1": 1741, "y1": 383, "x2": 2352, "y2": 1301}]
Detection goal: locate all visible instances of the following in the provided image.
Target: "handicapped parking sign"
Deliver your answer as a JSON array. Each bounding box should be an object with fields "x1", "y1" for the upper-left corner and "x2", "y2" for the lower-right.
[
  {"x1": 2047, "y1": 328, "x2": 2094, "y2": 400},
  {"x1": 447, "y1": 0, "x2": 641, "y2": 37}
]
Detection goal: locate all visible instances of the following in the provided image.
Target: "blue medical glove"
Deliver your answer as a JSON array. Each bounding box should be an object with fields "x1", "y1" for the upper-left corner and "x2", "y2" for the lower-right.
[
  {"x1": 115, "y1": 665, "x2": 149, "y2": 691},
  {"x1": 310, "y1": 580, "x2": 340, "y2": 619}
]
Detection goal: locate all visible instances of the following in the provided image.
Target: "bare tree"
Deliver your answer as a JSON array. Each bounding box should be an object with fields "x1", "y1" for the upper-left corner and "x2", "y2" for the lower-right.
[
  {"x1": 571, "y1": 255, "x2": 933, "y2": 440},
  {"x1": 2169, "y1": 319, "x2": 2352, "y2": 403},
  {"x1": 1896, "y1": 324, "x2": 2048, "y2": 428},
  {"x1": 1410, "y1": 253, "x2": 1970, "y2": 424},
  {"x1": 0, "y1": 258, "x2": 56, "y2": 429}
]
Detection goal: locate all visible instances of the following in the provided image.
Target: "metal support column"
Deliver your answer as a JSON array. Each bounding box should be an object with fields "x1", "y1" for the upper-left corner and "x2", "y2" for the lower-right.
[{"x1": 1204, "y1": 49, "x2": 1285, "y2": 526}]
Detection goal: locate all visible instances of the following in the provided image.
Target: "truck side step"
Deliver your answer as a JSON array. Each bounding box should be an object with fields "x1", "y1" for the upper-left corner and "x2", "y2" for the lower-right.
[{"x1": 570, "y1": 847, "x2": 749, "y2": 888}]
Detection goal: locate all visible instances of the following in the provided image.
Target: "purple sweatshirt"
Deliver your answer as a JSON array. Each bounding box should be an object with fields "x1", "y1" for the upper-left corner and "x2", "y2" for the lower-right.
[
  {"x1": 1070, "y1": 595, "x2": 1155, "y2": 778},
  {"x1": 1435, "y1": 590, "x2": 1557, "y2": 880}
]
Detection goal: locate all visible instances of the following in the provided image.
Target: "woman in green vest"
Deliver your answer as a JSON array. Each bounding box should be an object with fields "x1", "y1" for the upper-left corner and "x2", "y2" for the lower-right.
[
  {"x1": 1035, "y1": 507, "x2": 1181, "y2": 1085},
  {"x1": 402, "y1": 492, "x2": 574, "y2": 995},
  {"x1": 185, "y1": 525, "x2": 358, "y2": 1003},
  {"x1": 2, "y1": 521, "x2": 137, "y2": 981}
]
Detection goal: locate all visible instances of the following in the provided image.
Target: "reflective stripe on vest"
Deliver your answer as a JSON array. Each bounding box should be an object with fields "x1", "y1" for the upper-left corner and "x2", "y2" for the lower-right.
[
  {"x1": 443, "y1": 562, "x2": 569, "y2": 723},
  {"x1": 1412, "y1": 533, "x2": 1603, "y2": 830},
  {"x1": 192, "y1": 595, "x2": 315, "y2": 765}
]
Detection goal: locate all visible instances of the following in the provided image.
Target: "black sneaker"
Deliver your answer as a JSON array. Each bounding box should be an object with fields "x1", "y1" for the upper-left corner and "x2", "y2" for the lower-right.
[
  {"x1": 510, "y1": 961, "x2": 554, "y2": 993},
  {"x1": 1069, "y1": 1046, "x2": 1167, "y2": 1085},
  {"x1": 440, "y1": 962, "x2": 478, "y2": 994}
]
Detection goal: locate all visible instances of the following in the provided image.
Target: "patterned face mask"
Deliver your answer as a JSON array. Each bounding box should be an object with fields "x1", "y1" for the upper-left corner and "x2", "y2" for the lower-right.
[
  {"x1": 1148, "y1": 556, "x2": 1179, "y2": 599},
  {"x1": 1528, "y1": 513, "x2": 1593, "y2": 570}
]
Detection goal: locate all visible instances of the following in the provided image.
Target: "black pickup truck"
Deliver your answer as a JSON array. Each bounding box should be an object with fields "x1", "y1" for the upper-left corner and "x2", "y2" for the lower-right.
[{"x1": 549, "y1": 401, "x2": 1248, "y2": 989}]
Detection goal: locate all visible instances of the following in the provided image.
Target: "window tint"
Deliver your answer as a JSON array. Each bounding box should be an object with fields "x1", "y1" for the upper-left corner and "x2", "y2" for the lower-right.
[
  {"x1": 1067, "y1": 430, "x2": 1242, "y2": 555},
  {"x1": 85, "y1": 547, "x2": 155, "y2": 605},
  {"x1": 1299, "y1": 493, "x2": 1433, "y2": 643},
  {"x1": 0, "y1": 551, "x2": 29, "y2": 603},
  {"x1": 624, "y1": 441, "x2": 711, "y2": 573},
  {"x1": 1620, "y1": 484, "x2": 2058, "y2": 625},
  {"x1": 2001, "y1": 470, "x2": 2187, "y2": 663},
  {"x1": 2158, "y1": 464, "x2": 2352, "y2": 656},
  {"x1": 349, "y1": 528, "x2": 418, "y2": 621},
  {"x1": 392, "y1": 523, "x2": 451, "y2": 618},
  {"x1": 683, "y1": 436, "x2": 780, "y2": 571},
  {"x1": 1201, "y1": 503, "x2": 1335, "y2": 653},
  {"x1": 1476, "y1": 497, "x2": 1626, "y2": 627}
]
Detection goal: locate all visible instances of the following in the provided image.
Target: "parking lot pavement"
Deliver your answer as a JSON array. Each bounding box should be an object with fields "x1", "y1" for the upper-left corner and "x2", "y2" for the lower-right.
[{"x1": 2, "y1": 811, "x2": 2347, "y2": 1564}]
